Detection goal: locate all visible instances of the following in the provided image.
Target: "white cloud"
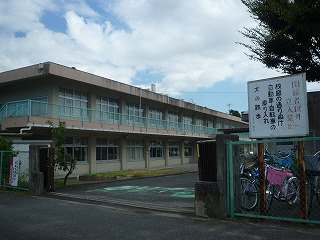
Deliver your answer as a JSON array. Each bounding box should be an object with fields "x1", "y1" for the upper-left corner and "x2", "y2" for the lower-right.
[{"x1": 0, "y1": 0, "x2": 281, "y2": 97}]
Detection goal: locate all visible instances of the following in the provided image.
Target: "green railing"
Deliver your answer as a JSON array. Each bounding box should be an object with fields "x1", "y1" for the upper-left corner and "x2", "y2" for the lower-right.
[
  {"x1": 227, "y1": 137, "x2": 320, "y2": 224},
  {"x1": 0, "y1": 100, "x2": 223, "y2": 135}
]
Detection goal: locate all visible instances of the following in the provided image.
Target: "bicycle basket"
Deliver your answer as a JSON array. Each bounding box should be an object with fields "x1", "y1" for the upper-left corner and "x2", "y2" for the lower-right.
[
  {"x1": 267, "y1": 168, "x2": 287, "y2": 185},
  {"x1": 305, "y1": 155, "x2": 320, "y2": 176}
]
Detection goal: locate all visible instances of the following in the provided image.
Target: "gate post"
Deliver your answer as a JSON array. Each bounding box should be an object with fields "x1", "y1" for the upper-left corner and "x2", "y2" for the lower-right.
[
  {"x1": 29, "y1": 145, "x2": 44, "y2": 195},
  {"x1": 195, "y1": 134, "x2": 239, "y2": 219}
]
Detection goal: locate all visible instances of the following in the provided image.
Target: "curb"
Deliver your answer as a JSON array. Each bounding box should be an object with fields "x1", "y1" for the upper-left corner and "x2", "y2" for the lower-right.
[
  {"x1": 46, "y1": 192, "x2": 195, "y2": 216},
  {"x1": 56, "y1": 170, "x2": 198, "y2": 190}
]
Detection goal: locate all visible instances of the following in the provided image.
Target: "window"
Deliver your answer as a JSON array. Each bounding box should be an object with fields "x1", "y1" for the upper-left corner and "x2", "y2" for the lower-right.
[
  {"x1": 96, "y1": 96, "x2": 120, "y2": 124},
  {"x1": 150, "y1": 140, "x2": 163, "y2": 159},
  {"x1": 207, "y1": 120, "x2": 214, "y2": 128},
  {"x1": 184, "y1": 141, "x2": 193, "y2": 157},
  {"x1": 149, "y1": 107, "x2": 164, "y2": 128},
  {"x1": 183, "y1": 116, "x2": 192, "y2": 131},
  {"x1": 126, "y1": 140, "x2": 144, "y2": 161},
  {"x1": 126, "y1": 102, "x2": 144, "y2": 126},
  {"x1": 168, "y1": 112, "x2": 179, "y2": 130},
  {"x1": 31, "y1": 97, "x2": 48, "y2": 116},
  {"x1": 65, "y1": 137, "x2": 88, "y2": 162},
  {"x1": 96, "y1": 138, "x2": 119, "y2": 161},
  {"x1": 169, "y1": 141, "x2": 180, "y2": 158},
  {"x1": 59, "y1": 87, "x2": 88, "y2": 118},
  {"x1": 215, "y1": 121, "x2": 223, "y2": 129},
  {"x1": 195, "y1": 118, "x2": 204, "y2": 126}
]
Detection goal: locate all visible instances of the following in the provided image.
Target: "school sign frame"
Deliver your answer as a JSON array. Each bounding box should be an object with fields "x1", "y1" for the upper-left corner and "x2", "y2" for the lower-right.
[{"x1": 248, "y1": 73, "x2": 309, "y2": 139}]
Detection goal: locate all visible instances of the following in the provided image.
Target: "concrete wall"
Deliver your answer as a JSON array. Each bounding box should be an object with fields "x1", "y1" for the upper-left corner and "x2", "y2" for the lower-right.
[
  {"x1": 168, "y1": 158, "x2": 181, "y2": 166},
  {"x1": 96, "y1": 162, "x2": 122, "y2": 172},
  {"x1": 149, "y1": 159, "x2": 166, "y2": 168},
  {"x1": 126, "y1": 160, "x2": 146, "y2": 170},
  {"x1": 0, "y1": 78, "x2": 52, "y2": 104}
]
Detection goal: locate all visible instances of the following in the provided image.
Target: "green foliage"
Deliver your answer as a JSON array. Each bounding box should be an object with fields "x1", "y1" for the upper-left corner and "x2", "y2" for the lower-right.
[
  {"x1": 240, "y1": 0, "x2": 320, "y2": 81},
  {"x1": 0, "y1": 136, "x2": 14, "y2": 184},
  {"x1": 47, "y1": 121, "x2": 77, "y2": 185},
  {"x1": 0, "y1": 136, "x2": 13, "y2": 151},
  {"x1": 229, "y1": 109, "x2": 241, "y2": 118}
]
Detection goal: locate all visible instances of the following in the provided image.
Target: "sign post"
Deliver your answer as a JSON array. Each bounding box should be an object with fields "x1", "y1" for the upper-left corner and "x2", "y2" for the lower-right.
[
  {"x1": 9, "y1": 156, "x2": 20, "y2": 187},
  {"x1": 248, "y1": 73, "x2": 308, "y2": 218},
  {"x1": 248, "y1": 73, "x2": 308, "y2": 138}
]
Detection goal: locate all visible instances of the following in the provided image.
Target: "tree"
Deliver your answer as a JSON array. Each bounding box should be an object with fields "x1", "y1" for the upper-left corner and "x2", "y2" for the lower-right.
[
  {"x1": 239, "y1": 0, "x2": 320, "y2": 81},
  {"x1": 0, "y1": 136, "x2": 13, "y2": 183},
  {"x1": 229, "y1": 109, "x2": 241, "y2": 118},
  {"x1": 48, "y1": 121, "x2": 77, "y2": 185}
]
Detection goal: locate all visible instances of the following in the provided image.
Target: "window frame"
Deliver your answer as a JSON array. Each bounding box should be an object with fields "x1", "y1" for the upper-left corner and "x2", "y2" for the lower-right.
[
  {"x1": 96, "y1": 138, "x2": 120, "y2": 162},
  {"x1": 65, "y1": 137, "x2": 88, "y2": 162},
  {"x1": 149, "y1": 140, "x2": 163, "y2": 159}
]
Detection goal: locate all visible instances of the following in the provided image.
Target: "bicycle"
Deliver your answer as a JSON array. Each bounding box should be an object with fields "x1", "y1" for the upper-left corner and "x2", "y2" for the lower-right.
[
  {"x1": 240, "y1": 161, "x2": 299, "y2": 211},
  {"x1": 265, "y1": 164, "x2": 299, "y2": 208},
  {"x1": 305, "y1": 151, "x2": 320, "y2": 217},
  {"x1": 240, "y1": 162, "x2": 273, "y2": 211}
]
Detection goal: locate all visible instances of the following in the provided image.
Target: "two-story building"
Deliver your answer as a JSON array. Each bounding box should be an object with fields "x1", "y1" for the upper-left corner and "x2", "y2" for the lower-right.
[{"x1": 0, "y1": 62, "x2": 248, "y2": 177}]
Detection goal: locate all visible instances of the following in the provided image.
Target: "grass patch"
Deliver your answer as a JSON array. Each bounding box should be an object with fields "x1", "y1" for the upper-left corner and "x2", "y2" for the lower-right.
[{"x1": 83, "y1": 169, "x2": 186, "y2": 178}]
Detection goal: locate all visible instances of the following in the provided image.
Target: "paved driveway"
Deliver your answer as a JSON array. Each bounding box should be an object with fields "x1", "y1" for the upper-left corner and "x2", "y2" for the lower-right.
[{"x1": 57, "y1": 172, "x2": 198, "y2": 210}]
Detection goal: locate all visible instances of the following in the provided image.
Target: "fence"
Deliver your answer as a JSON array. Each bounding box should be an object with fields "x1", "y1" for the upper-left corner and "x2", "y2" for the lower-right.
[
  {"x1": 0, "y1": 99, "x2": 224, "y2": 135},
  {"x1": 227, "y1": 137, "x2": 320, "y2": 224},
  {"x1": 0, "y1": 150, "x2": 29, "y2": 191}
]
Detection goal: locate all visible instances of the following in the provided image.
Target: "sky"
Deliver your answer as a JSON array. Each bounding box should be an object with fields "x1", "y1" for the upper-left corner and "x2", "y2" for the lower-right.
[{"x1": 0, "y1": 0, "x2": 319, "y2": 114}]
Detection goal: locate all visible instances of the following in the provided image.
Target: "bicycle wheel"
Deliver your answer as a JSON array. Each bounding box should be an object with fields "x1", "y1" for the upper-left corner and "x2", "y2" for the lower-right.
[
  {"x1": 240, "y1": 177, "x2": 258, "y2": 210},
  {"x1": 287, "y1": 177, "x2": 299, "y2": 205},
  {"x1": 266, "y1": 182, "x2": 274, "y2": 211},
  {"x1": 314, "y1": 176, "x2": 320, "y2": 204}
]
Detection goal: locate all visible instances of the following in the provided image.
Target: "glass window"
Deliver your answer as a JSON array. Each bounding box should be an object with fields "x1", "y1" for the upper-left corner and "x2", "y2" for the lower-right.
[
  {"x1": 96, "y1": 96, "x2": 120, "y2": 124},
  {"x1": 65, "y1": 137, "x2": 88, "y2": 161},
  {"x1": 184, "y1": 141, "x2": 193, "y2": 157},
  {"x1": 148, "y1": 107, "x2": 164, "y2": 128},
  {"x1": 169, "y1": 141, "x2": 180, "y2": 158},
  {"x1": 150, "y1": 140, "x2": 163, "y2": 159},
  {"x1": 59, "y1": 87, "x2": 88, "y2": 118},
  {"x1": 168, "y1": 112, "x2": 180, "y2": 130},
  {"x1": 126, "y1": 102, "x2": 144, "y2": 126},
  {"x1": 207, "y1": 120, "x2": 214, "y2": 128},
  {"x1": 126, "y1": 140, "x2": 144, "y2": 161},
  {"x1": 96, "y1": 138, "x2": 119, "y2": 161}
]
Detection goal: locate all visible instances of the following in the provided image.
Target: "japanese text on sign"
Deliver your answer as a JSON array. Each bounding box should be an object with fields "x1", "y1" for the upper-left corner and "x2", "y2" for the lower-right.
[{"x1": 248, "y1": 73, "x2": 308, "y2": 139}]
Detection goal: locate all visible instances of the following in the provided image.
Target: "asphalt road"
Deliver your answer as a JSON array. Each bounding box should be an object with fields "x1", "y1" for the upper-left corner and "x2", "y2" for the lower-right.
[
  {"x1": 58, "y1": 172, "x2": 197, "y2": 210},
  {"x1": 1, "y1": 192, "x2": 320, "y2": 240}
]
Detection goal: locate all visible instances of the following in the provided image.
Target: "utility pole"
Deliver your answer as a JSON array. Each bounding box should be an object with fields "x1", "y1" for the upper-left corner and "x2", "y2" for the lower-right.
[{"x1": 227, "y1": 103, "x2": 231, "y2": 113}]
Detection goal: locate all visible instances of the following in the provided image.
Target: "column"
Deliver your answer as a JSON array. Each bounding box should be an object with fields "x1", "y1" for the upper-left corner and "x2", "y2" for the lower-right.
[
  {"x1": 89, "y1": 89, "x2": 96, "y2": 122},
  {"x1": 164, "y1": 140, "x2": 169, "y2": 166},
  {"x1": 144, "y1": 139, "x2": 150, "y2": 168},
  {"x1": 193, "y1": 142, "x2": 199, "y2": 163},
  {"x1": 120, "y1": 138, "x2": 127, "y2": 170},
  {"x1": 120, "y1": 98, "x2": 126, "y2": 125},
  {"x1": 192, "y1": 115, "x2": 196, "y2": 133},
  {"x1": 88, "y1": 135, "x2": 96, "y2": 174},
  {"x1": 180, "y1": 140, "x2": 185, "y2": 165},
  {"x1": 179, "y1": 112, "x2": 184, "y2": 131},
  {"x1": 145, "y1": 104, "x2": 149, "y2": 128},
  {"x1": 164, "y1": 109, "x2": 169, "y2": 130}
]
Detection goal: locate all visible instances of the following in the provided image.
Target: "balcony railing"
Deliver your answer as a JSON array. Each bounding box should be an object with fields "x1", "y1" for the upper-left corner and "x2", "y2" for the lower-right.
[{"x1": 0, "y1": 100, "x2": 222, "y2": 135}]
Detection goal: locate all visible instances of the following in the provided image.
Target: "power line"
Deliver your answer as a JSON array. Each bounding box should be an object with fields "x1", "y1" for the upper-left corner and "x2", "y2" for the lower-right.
[{"x1": 161, "y1": 91, "x2": 247, "y2": 94}]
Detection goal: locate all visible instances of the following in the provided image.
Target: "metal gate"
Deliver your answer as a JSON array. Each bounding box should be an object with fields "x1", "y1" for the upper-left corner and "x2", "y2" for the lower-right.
[
  {"x1": 227, "y1": 137, "x2": 320, "y2": 224},
  {"x1": 0, "y1": 150, "x2": 29, "y2": 191}
]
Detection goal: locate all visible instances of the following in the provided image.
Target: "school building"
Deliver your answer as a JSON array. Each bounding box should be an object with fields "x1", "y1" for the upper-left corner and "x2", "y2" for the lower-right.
[{"x1": 0, "y1": 62, "x2": 248, "y2": 177}]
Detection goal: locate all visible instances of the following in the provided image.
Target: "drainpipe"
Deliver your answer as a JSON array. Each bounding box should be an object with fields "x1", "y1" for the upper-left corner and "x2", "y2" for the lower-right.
[{"x1": 20, "y1": 126, "x2": 32, "y2": 134}]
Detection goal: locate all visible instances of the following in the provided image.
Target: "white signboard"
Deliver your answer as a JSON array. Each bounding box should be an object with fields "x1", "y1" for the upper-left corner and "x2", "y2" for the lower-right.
[
  {"x1": 248, "y1": 73, "x2": 309, "y2": 139},
  {"x1": 9, "y1": 156, "x2": 20, "y2": 187}
]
